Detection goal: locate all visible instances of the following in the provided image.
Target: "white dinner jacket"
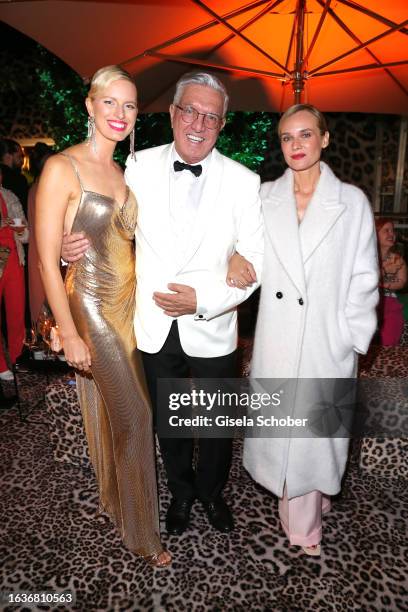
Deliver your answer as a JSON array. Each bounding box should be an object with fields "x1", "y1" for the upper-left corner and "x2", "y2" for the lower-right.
[{"x1": 125, "y1": 143, "x2": 263, "y2": 357}]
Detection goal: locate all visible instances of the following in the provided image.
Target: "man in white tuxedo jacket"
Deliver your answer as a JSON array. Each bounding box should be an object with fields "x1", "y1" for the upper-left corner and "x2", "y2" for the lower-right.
[{"x1": 62, "y1": 71, "x2": 263, "y2": 536}]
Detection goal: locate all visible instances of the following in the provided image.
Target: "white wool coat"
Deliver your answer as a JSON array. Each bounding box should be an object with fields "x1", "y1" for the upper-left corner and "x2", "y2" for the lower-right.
[{"x1": 243, "y1": 162, "x2": 379, "y2": 499}]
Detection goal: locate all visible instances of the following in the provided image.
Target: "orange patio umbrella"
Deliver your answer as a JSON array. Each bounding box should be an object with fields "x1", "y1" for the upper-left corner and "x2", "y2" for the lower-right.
[{"x1": 1, "y1": 0, "x2": 407, "y2": 113}]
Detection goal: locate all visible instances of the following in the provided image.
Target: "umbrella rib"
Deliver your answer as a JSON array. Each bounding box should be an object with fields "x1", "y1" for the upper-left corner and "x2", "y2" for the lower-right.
[
  {"x1": 313, "y1": 59, "x2": 408, "y2": 77},
  {"x1": 147, "y1": 52, "x2": 284, "y2": 79},
  {"x1": 139, "y1": 0, "x2": 285, "y2": 112},
  {"x1": 284, "y1": 8, "x2": 298, "y2": 71},
  {"x1": 190, "y1": 0, "x2": 290, "y2": 75},
  {"x1": 309, "y1": 19, "x2": 408, "y2": 76},
  {"x1": 335, "y1": 0, "x2": 408, "y2": 36},
  {"x1": 211, "y1": 0, "x2": 286, "y2": 55},
  {"x1": 303, "y1": 0, "x2": 332, "y2": 66},
  {"x1": 315, "y1": 0, "x2": 408, "y2": 98},
  {"x1": 118, "y1": 0, "x2": 272, "y2": 68}
]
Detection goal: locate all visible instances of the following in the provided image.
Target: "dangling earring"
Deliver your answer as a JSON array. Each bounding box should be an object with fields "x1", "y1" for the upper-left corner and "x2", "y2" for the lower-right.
[
  {"x1": 129, "y1": 128, "x2": 135, "y2": 160},
  {"x1": 87, "y1": 116, "x2": 97, "y2": 154}
]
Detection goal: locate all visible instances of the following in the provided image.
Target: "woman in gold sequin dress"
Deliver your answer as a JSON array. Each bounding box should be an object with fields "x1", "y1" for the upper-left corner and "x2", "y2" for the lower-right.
[{"x1": 35, "y1": 66, "x2": 171, "y2": 568}]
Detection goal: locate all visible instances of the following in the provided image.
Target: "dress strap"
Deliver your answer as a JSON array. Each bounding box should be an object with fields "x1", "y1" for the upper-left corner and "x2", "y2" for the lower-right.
[{"x1": 60, "y1": 152, "x2": 85, "y2": 192}]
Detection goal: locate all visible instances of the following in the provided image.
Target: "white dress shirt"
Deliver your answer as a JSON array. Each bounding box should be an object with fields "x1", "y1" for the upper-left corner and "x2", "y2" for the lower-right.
[{"x1": 169, "y1": 150, "x2": 210, "y2": 267}]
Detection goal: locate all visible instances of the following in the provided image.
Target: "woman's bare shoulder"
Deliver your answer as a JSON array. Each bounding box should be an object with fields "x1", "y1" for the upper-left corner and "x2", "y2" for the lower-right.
[
  {"x1": 42, "y1": 144, "x2": 84, "y2": 175},
  {"x1": 39, "y1": 147, "x2": 86, "y2": 199},
  {"x1": 47, "y1": 143, "x2": 87, "y2": 165}
]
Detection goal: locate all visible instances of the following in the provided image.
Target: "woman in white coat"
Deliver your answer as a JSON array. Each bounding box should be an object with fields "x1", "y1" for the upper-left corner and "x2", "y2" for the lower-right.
[{"x1": 228, "y1": 104, "x2": 379, "y2": 555}]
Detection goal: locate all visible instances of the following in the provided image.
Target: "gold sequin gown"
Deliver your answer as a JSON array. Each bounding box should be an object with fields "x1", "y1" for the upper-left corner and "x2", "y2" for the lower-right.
[{"x1": 63, "y1": 154, "x2": 161, "y2": 556}]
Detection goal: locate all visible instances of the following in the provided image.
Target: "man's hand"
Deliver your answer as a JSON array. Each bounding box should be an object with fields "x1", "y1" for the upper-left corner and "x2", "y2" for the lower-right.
[
  {"x1": 153, "y1": 283, "x2": 197, "y2": 317},
  {"x1": 61, "y1": 232, "x2": 90, "y2": 262}
]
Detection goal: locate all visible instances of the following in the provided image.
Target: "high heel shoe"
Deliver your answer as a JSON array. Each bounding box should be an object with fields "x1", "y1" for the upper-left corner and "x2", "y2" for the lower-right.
[
  {"x1": 302, "y1": 544, "x2": 321, "y2": 557},
  {"x1": 143, "y1": 550, "x2": 172, "y2": 568}
]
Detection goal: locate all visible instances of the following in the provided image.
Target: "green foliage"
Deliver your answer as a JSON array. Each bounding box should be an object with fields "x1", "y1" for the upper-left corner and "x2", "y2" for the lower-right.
[
  {"x1": 217, "y1": 112, "x2": 274, "y2": 171},
  {"x1": 115, "y1": 113, "x2": 173, "y2": 166},
  {"x1": 34, "y1": 46, "x2": 274, "y2": 170},
  {"x1": 34, "y1": 47, "x2": 174, "y2": 165},
  {"x1": 37, "y1": 49, "x2": 88, "y2": 150}
]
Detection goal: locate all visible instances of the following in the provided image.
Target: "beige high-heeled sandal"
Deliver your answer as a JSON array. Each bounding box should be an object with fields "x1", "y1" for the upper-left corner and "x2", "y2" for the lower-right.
[
  {"x1": 302, "y1": 544, "x2": 321, "y2": 556},
  {"x1": 144, "y1": 550, "x2": 172, "y2": 568}
]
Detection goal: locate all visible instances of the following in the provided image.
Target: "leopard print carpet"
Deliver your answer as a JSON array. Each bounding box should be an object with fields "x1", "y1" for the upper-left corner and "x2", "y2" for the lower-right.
[
  {"x1": 0, "y1": 388, "x2": 407, "y2": 612},
  {"x1": 1, "y1": 335, "x2": 408, "y2": 611}
]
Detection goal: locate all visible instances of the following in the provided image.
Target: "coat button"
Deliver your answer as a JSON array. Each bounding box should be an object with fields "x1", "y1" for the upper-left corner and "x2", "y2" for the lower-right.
[
  {"x1": 276, "y1": 292, "x2": 283, "y2": 299},
  {"x1": 298, "y1": 298, "x2": 304, "y2": 305}
]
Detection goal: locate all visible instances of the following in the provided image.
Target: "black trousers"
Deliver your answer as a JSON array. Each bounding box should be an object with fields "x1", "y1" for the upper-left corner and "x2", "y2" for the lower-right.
[{"x1": 141, "y1": 321, "x2": 236, "y2": 502}]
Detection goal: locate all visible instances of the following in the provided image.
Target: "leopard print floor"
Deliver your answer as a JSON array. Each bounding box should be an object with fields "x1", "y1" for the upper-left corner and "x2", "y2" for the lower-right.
[{"x1": 0, "y1": 392, "x2": 407, "y2": 612}]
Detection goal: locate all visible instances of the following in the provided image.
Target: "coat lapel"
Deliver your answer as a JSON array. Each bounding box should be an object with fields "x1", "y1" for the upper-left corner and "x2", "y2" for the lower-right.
[
  {"x1": 262, "y1": 169, "x2": 306, "y2": 295},
  {"x1": 154, "y1": 143, "x2": 173, "y2": 250},
  {"x1": 176, "y1": 148, "x2": 223, "y2": 274},
  {"x1": 299, "y1": 162, "x2": 345, "y2": 263},
  {"x1": 262, "y1": 162, "x2": 345, "y2": 294}
]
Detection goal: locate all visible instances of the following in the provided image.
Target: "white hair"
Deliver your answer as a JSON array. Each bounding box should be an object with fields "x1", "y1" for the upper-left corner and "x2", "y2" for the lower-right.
[{"x1": 173, "y1": 71, "x2": 229, "y2": 116}]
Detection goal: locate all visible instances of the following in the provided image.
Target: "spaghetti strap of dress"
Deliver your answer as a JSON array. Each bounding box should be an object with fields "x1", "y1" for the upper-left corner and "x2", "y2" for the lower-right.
[{"x1": 60, "y1": 152, "x2": 85, "y2": 192}]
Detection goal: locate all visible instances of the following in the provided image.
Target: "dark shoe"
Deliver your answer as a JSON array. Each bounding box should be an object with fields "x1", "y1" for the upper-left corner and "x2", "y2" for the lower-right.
[
  {"x1": 0, "y1": 395, "x2": 16, "y2": 410},
  {"x1": 203, "y1": 497, "x2": 234, "y2": 533},
  {"x1": 166, "y1": 498, "x2": 194, "y2": 535}
]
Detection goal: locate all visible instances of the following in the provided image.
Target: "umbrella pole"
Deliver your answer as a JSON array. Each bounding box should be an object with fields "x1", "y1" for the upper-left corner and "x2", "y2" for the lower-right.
[{"x1": 293, "y1": 0, "x2": 306, "y2": 104}]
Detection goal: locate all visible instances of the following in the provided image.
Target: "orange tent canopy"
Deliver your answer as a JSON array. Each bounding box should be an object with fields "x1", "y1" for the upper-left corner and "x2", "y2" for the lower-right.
[{"x1": 1, "y1": 0, "x2": 407, "y2": 113}]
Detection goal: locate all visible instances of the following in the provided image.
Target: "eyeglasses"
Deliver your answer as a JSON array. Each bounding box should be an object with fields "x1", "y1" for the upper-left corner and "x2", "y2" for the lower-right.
[{"x1": 175, "y1": 104, "x2": 223, "y2": 130}]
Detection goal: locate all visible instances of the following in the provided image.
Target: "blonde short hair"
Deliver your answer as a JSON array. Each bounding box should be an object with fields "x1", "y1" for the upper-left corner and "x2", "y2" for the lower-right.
[
  {"x1": 88, "y1": 65, "x2": 135, "y2": 99},
  {"x1": 278, "y1": 104, "x2": 328, "y2": 135}
]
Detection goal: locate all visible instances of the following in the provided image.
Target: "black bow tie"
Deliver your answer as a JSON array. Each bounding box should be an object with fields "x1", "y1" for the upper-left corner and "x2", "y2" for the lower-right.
[{"x1": 173, "y1": 160, "x2": 202, "y2": 177}]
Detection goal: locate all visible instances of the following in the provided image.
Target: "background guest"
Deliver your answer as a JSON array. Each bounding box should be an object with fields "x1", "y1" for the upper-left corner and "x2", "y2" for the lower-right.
[
  {"x1": 0, "y1": 139, "x2": 29, "y2": 214},
  {"x1": 0, "y1": 164, "x2": 28, "y2": 381},
  {"x1": 27, "y1": 143, "x2": 55, "y2": 326},
  {"x1": 375, "y1": 217, "x2": 407, "y2": 346}
]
